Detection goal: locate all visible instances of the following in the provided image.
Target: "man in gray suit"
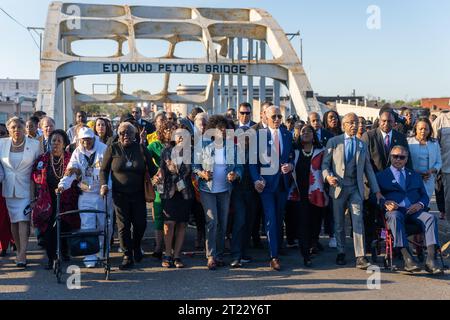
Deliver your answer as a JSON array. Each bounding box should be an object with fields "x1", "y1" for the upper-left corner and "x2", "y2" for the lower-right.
[{"x1": 322, "y1": 113, "x2": 383, "y2": 269}]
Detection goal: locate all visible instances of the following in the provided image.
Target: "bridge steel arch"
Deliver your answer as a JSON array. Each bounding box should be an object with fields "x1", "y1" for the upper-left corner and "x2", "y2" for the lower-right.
[{"x1": 37, "y1": 2, "x2": 321, "y2": 128}]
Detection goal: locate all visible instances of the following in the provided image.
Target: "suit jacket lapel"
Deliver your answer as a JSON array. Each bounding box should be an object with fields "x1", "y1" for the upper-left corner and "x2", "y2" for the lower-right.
[
  {"x1": 3, "y1": 139, "x2": 12, "y2": 169},
  {"x1": 337, "y1": 135, "x2": 345, "y2": 170},
  {"x1": 377, "y1": 129, "x2": 389, "y2": 165},
  {"x1": 16, "y1": 138, "x2": 30, "y2": 170}
]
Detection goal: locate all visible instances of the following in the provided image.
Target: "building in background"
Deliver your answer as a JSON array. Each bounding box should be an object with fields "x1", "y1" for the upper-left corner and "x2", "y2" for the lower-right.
[
  {"x1": 421, "y1": 98, "x2": 450, "y2": 113},
  {"x1": 0, "y1": 79, "x2": 38, "y2": 122}
]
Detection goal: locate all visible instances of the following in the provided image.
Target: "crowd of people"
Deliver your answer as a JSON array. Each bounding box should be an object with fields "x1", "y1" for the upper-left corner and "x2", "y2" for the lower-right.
[{"x1": 0, "y1": 102, "x2": 447, "y2": 276}]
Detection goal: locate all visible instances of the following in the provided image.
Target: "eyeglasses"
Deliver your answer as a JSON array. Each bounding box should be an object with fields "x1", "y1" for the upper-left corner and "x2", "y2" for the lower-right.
[
  {"x1": 391, "y1": 154, "x2": 407, "y2": 160},
  {"x1": 118, "y1": 131, "x2": 132, "y2": 136},
  {"x1": 240, "y1": 111, "x2": 251, "y2": 115},
  {"x1": 271, "y1": 115, "x2": 283, "y2": 120}
]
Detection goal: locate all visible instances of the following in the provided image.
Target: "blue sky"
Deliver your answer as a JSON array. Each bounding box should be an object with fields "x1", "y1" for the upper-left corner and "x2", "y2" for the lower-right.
[{"x1": 0, "y1": 0, "x2": 449, "y2": 101}]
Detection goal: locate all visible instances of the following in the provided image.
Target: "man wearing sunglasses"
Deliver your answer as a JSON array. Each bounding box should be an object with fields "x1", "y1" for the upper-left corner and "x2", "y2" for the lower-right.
[
  {"x1": 375, "y1": 145, "x2": 442, "y2": 274},
  {"x1": 250, "y1": 106, "x2": 294, "y2": 271},
  {"x1": 235, "y1": 102, "x2": 256, "y2": 129}
]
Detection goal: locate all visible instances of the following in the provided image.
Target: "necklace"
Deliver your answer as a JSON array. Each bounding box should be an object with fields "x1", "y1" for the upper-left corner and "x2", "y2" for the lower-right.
[
  {"x1": 120, "y1": 144, "x2": 133, "y2": 168},
  {"x1": 12, "y1": 138, "x2": 25, "y2": 148},
  {"x1": 51, "y1": 154, "x2": 65, "y2": 179},
  {"x1": 302, "y1": 147, "x2": 314, "y2": 157}
]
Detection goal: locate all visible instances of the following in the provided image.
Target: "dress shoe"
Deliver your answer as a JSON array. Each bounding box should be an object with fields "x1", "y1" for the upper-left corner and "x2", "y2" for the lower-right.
[
  {"x1": 230, "y1": 259, "x2": 242, "y2": 268},
  {"x1": 425, "y1": 259, "x2": 443, "y2": 275},
  {"x1": 403, "y1": 256, "x2": 421, "y2": 272},
  {"x1": 270, "y1": 258, "x2": 281, "y2": 271},
  {"x1": 45, "y1": 259, "x2": 54, "y2": 270},
  {"x1": 241, "y1": 256, "x2": 252, "y2": 263},
  {"x1": 336, "y1": 253, "x2": 346, "y2": 266},
  {"x1": 151, "y1": 251, "x2": 163, "y2": 260},
  {"x1": 316, "y1": 242, "x2": 324, "y2": 252},
  {"x1": 16, "y1": 261, "x2": 27, "y2": 269},
  {"x1": 119, "y1": 256, "x2": 134, "y2": 270},
  {"x1": 303, "y1": 256, "x2": 312, "y2": 268},
  {"x1": 356, "y1": 256, "x2": 371, "y2": 270},
  {"x1": 286, "y1": 240, "x2": 299, "y2": 248},
  {"x1": 134, "y1": 249, "x2": 144, "y2": 263},
  {"x1": 216, "y1": 259, "x2": 225, "y2": 267},
  {"x1": 329, "y1": 237, "x2": 337, "y2": 248}
]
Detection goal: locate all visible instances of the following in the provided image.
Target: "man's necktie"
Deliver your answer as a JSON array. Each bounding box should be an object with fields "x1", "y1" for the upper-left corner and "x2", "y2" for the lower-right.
[
  {"x1": 345, "y1": 138, "x2": 354, "y2": 164},
  {"x1": 398, "y1": 169, "x2": 411, "y2": 207},
  {"x1": 273, "y1": 130, "x2": 280, "y2": 154},
  {"x1": 384, "y1": 134, "x2": 390, "y2": 155},
  {"x1": 398, "y1": 169, "x2": 406, "y2": 190}
]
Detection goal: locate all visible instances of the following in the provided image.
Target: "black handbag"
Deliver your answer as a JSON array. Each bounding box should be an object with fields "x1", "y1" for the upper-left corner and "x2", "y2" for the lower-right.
[{"x1": 68, "y1": 235, "x2": 100, "y2": 257}]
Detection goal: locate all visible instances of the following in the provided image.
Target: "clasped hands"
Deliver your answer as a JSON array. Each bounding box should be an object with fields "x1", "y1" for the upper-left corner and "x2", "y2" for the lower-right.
[{"x1": 385, "y1": 200, "x2": 423, "y2": 215}]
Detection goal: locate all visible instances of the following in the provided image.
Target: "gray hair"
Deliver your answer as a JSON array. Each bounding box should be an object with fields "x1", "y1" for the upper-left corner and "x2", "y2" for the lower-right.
[
  {"x1": 118, "y1": 122, "x2": 137, "y2": 136},
  {"x1": 39, "y1": 116, "x2": 55, "y2": 127},
  {"x1": 341, "y1": 112, "x2": 359, "y2": 130},
  {"x1": 6, "y1": 117, "x2": 25, "y2": 129},
  {"x1": 390, "y1": 145, "x2": 409, "y2": 156}
]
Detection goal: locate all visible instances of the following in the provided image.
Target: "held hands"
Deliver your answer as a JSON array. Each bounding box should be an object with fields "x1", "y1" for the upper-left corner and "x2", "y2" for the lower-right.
[
  {"x1": 254, "y1": 179, "x2": 266, "y2": 193},
  {"x1": 166, "y1": 160, "x2": 178, "y2": 174},
  {"x1": 281, "y1": 163, "x2": 293, "y2": 175},
  {"x1": 227, "y1": 171, "x2": 237, "y2": 183},
  {"x1": 199, "y1": 170, "x2": 213, "y2": 181},
  {"x1": 100, "y1": 185, "x2": 109, "y2": 196},
  {"x1": 326, "y1": 175, "x2": 339, "y2": 187},
  {"x1": 152, "y1": 170, "x2": 163, "y2": 185}
]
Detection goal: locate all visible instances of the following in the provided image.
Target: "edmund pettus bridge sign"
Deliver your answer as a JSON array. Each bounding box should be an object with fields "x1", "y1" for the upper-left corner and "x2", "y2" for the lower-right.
[{"x1": 37, "y1": 2, "x2": 321, "y2": 128}]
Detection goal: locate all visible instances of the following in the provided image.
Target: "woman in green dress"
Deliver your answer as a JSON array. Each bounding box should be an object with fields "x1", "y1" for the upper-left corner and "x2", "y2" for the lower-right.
[{"x1": 147, "y1": 112, "x2": 168, "y2": 259}]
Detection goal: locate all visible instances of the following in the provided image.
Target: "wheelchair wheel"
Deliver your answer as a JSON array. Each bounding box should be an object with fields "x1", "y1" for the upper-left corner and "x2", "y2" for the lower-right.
[
  {"x1": 55, "y1": 261, "x2": 62, "y2": 284},
  {"x1": 104, "y1": 265, "x2": 111, "y2": 281}
]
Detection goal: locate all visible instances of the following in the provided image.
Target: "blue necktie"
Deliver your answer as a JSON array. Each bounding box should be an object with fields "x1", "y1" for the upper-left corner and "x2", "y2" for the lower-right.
[
  {"x1": 398, "y1": 169, "x2": 411, "y2": 207},
  {"x1": 398, "y1": 169, "x2": 406, "y2": 190},
  {"x1": 346, "y1": 138, "x2": 354, "y2": 164}
]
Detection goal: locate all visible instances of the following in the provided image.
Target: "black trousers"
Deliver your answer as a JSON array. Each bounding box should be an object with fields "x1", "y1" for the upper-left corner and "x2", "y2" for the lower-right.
[
  {"x1": 191, "y1": 199, "x2": 205, "y2": 239},
  {"x1": 435, "y1": 172, "x2": 445, "y2": 213},
  {"x1": 113, "y1": 191, "x2": 147, "y2": 260},
  {"x1": 44, "y1": 217, "x2": 70, "y2": 261},
  {"x1": 285, "y1": 200, "x2": 299, "y2": 243},
  {"x1": 297, "y1": 201, "x2": 323, "y2": 257}
]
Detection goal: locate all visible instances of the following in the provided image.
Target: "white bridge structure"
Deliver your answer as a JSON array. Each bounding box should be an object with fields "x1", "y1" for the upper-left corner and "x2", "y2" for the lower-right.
[{"x1": 37, "y1": 2, "x2": 321, "y2": 128}]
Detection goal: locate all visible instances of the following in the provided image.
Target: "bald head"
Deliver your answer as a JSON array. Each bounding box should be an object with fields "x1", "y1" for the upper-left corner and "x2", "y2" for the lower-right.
[{"x1": 308, "y1": 112, "x2": 322, "y2": 130}]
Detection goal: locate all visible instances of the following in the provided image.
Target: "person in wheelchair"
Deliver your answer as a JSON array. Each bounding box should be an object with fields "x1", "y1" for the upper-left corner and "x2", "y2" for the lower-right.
[{"x1": 374, "y1": 145, "x2": 443, "y2": 274}]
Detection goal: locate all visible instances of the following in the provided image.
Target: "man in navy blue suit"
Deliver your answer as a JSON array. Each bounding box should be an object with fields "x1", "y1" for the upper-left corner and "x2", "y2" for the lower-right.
[
  {"x1": 376, "y1": 145, "x2": 443, "y2": 274},
  {"x1": 250, "y1": 106, "x2": 294, "y2": 271}
]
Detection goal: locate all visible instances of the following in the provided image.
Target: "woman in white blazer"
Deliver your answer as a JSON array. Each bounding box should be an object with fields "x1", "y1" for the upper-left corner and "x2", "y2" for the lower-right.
[
  {"x1": 407, "y1": 118, "x2": 442, "y2": 199},
  {"x1": 0, "y1": 117, "x2": 41, "y2": 268}
]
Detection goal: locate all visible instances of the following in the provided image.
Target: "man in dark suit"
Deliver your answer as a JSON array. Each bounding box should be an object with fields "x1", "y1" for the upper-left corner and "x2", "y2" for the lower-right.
[
  {"x1": 131, "y1": 106, "x2": 155, "y2": 135},
  {"x1": 361, "y1": 110, "x2": 412, "y2": 172},
  {"x1": 179, "y1": 107, "x2": 204, "y2": 136},
  {"x1": 308, "y1": 112, "x2": 334, "y2": 147},
  {"x1": 375, "y1": 145, "x2": 442, "y2": 274},
  {"x1": 249, "y1": 106, "x2": 295, "y2": 271},
  {"x1": 235, "y1": 102, "x2": 257, "y2": 129},
  {"x1": 361, "y1": 109, "x2": 412, "y2": 261}
]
